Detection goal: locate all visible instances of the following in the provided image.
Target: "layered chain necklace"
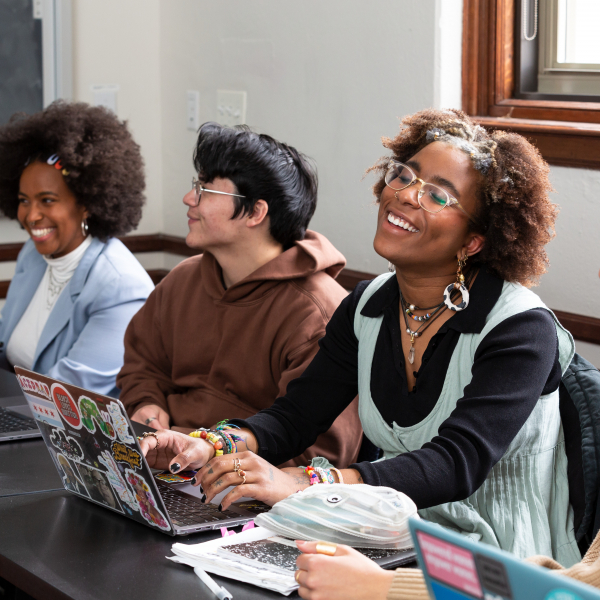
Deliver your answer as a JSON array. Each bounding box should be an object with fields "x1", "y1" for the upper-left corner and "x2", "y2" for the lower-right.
[
  {"x1": 400, "y1": 268, "x2": 474, "y2": 365},
  {"x1": 46, "y1": 266, "x2": 68, "y2": 310}
]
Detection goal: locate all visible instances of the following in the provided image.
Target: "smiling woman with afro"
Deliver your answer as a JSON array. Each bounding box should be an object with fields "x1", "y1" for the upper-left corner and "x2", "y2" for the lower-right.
[{"x1": 0, "y1": 100, "x2": 154, "y2": 397}]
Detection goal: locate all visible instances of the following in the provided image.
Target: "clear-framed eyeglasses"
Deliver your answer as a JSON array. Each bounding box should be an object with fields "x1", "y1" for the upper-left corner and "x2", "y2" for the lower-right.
[
  {"x1": 191, "y1": 177, "x2": 246, "y2": 207},
  {"x1": 384, "y1": 160, "x2": 471, "y2": 218}
]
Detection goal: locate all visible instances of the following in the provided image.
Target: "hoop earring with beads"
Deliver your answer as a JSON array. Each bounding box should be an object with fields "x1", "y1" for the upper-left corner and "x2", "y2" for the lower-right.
[{"x1": 443, "y1": 255, "x2": 469, "y2": 312}]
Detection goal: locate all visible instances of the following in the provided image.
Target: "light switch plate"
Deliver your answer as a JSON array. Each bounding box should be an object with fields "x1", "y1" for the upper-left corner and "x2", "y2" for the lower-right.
[{"x1": 187, "y1": 91, "x2": 200, "y2": 131}]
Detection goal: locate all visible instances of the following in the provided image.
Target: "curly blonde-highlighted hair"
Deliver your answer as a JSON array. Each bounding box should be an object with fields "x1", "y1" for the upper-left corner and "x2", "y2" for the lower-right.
[{"x1": 370, "y1": 109, "x2": 557, "y2": 287}]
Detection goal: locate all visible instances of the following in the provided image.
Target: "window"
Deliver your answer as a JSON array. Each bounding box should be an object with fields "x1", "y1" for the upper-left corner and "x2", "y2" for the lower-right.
[
  {"x1": 462, "y1": 0, "x2": 600, "y2": 169},
  {"x1": 517, "y1": 0, "x2": 600, "y2": 100}
]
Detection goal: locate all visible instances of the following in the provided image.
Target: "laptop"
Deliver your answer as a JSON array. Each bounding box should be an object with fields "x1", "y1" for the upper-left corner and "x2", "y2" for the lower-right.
[
  {"x1": 0, "y1": 368, "x2": 42, "y2": 441},
  {"x1": 410, "y1": 517, "x2": 600, "y2": 600},
  {"x1": 14, "y1": 366, "x2": 270, "y2": 536}
]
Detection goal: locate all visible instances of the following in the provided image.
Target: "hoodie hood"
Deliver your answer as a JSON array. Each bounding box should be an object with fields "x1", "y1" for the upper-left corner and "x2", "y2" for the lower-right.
[{"x1": 202, "y1": 230, "x2": 346, "y2": 303}]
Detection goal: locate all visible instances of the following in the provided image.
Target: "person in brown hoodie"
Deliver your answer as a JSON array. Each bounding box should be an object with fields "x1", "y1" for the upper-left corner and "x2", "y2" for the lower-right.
[{"x1": 117, "y1": 122, "x2": 361, "y2": 468}]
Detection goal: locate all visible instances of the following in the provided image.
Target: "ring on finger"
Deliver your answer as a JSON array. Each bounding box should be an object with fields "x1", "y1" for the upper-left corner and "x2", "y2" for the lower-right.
[
  {"x1": 315, "y1": 541, "x2": 337, "y2": 556},
  {"x1": 141, "y1": 431, "x2": 160, "y2": 449},
  {"x1": 238, "y1": 469, "x2": 246, "y2": 485},
  {"x1": 233, "y1": 458, "x2": 242, "y2": 473},
  {"x1": 295, "y1": 570, "x2": 303, "y2": 584}
]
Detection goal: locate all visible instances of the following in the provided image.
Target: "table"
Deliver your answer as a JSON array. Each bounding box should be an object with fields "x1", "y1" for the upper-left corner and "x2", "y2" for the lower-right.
[
  {"x1": 0, "y1": 369, "x2": 288, "y2": 599},
  {"x1": 0, "y1": 491, "x2": 283, "y2": 600}
]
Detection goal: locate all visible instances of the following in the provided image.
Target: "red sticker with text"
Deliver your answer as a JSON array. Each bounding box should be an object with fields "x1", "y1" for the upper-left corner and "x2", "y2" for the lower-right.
[
  {"x1": 51, "y1": 383, "x2": 82, "y2": 429},
  {"x1": 417, "y1": 531, "x2": 483, "y2": 598}
]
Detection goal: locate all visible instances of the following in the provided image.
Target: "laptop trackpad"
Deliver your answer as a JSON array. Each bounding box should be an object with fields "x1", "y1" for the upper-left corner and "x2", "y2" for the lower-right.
[{"x1": 175, "y1": 482, "x2": 254, "y2": 506}]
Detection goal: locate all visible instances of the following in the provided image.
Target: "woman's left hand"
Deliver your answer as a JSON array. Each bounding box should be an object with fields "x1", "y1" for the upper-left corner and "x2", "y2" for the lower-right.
[
  {"x1": 196, "y1": 451, "x2": 309, "y2": 509},
  {"x1": 295, "y1": 540, "x2": 395, "y2": 600}
]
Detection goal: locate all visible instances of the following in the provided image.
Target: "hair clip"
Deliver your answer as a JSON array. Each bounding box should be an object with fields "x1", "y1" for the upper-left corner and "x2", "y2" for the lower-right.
[
  {"x1": 47, "y1": 154, "x2": 60, "y2": 165},
  {"x1": 61, "y1": 168, "x2": 70, "y2": 176}
]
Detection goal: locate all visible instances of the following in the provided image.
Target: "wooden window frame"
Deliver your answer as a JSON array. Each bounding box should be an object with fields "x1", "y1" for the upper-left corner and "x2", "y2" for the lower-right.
[{"x1": 462, "y1": 0, "x2": 600, "y2": 170}]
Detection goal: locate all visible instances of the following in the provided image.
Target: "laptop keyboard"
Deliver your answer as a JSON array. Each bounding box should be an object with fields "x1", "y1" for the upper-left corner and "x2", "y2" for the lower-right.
[
  {"x1": 157, "y1": 481, "x2": 240, "y2": 526},
  {"x1": 0, "y1": 407, "x2": 39, "y2": 433}
]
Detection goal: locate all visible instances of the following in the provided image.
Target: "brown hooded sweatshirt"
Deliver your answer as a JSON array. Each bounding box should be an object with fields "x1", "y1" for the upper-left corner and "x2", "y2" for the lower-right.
[{"x1": 118, "y1": 231, "x2": 362, "y2": 468}]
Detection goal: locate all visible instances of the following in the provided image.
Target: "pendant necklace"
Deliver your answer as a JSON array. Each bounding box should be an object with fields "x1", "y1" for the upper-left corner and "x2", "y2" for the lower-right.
[
  {"x1": 400, "y1": 266, "x2": 475, "y2": 365},
  {"x1": 400, "y1": 295, "x2": 446, "y2": 365}
]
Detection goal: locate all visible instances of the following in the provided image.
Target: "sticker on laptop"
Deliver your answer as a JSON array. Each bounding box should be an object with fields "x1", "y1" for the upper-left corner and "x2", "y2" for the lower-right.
[
  {"x1": 78, "y1": 396, "x2": 116, "y2": 440},
  {"x1": 98, "y1": 450, "x2": 137, "y2": 511},
  {"x1": 154, "y1": 470, "x2": 197, "y2": 483},
  {"x1": 24, "y1": 394, "x2": 64, "y2": 429},
  {"x1": 76, "y1": 463, "x2": 124, "y2": 513},
  {"x1": 51, "y1": 383, "x2": 81, "y2": 429},
  {"x1": 545, "y1": 592, "x2": 584, "y2": 600},
  {"x1": 125, "y1": 469, "x2": 170, "y2": 530},
  {"x1": 416, "y1": 530, "x2": 483, "y2": 599},
  {"x1": 56, "y1": 452, "x2": 89, "y2": 496},
  {"x1": 17, "y1": 376, "x2": 51, "y2": 400},
  {"x1": 111, "y1": 441, "x2": 142, "y2": 470},
  {"x1": 106, "y1": 401, "x2": 135, "y2": 444},
  {"x1": 50, "y1": 428, "x2": 84, "y2": 462}
]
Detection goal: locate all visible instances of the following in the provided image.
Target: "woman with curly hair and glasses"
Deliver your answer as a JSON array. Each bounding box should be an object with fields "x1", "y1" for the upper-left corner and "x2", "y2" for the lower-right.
[
  {"x1": 0, "y1": 101, "x2": 153, "y2": 397},
  {"x1": 140, "y1": 109, "x2": 579, "y2": 566}
]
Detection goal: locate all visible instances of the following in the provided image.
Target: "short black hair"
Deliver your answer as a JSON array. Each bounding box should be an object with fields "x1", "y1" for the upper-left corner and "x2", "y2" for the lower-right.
[
  {"x1": 0, "y1": 100, "x2": 145, "y2": 240},
  {"x1": 193, "y1": 122, "x2": 317, "y2": 249}
]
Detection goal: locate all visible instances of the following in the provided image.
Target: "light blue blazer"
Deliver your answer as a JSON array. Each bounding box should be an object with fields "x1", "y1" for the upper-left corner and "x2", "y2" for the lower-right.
[{"x1": 0, "y1": 237, "x2": 154, "y2": 397}]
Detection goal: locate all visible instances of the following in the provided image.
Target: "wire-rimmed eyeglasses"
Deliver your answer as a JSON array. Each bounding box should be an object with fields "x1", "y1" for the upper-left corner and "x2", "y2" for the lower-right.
[
  {"x1": 191, "y1": 177, "x2": 246, "y2": 207},
  {"x1": 384, "y1": 160, "x2": 471, "y2": 218}
]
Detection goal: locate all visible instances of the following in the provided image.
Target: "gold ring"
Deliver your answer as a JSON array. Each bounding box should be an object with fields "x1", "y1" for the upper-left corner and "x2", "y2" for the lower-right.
[
  {"x1": 315, "y1": 541, "x2": 337, "y2": 556},
  {"x1": 141, "y1": 431, "x2": 160, "y2": 449},
  {"x1": 295, "y1": 570, "x2": 302, "y2": 583}
]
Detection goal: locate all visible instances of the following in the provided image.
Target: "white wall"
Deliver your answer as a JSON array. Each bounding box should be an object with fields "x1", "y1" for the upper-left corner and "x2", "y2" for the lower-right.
[
  {"x1": 160, "y1": 0, "x2": 444, "y2": 275},
  {"x1": 71, "y1": 0, "x2": 163, "y2": 235}
]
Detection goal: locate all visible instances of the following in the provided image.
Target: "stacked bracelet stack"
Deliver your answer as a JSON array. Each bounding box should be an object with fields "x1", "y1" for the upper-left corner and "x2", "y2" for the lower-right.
[
  {"x1": 302, "y1": 465, "x2": 344, "y2": 485},
  {"x1": 189, "y1": 422, "x2": 243, "y2": 457}
]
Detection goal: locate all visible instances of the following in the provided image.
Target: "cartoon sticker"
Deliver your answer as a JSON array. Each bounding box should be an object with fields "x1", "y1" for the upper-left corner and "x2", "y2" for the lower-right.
[
  {"x1": 24, "y1": 394, "x2": 64, "y2": 429},
  {"x1": 50, "y1": 428, "x2": 84, "y2": 462},
  {"x1": 51, "y1": 383, "x2": 81, "y2": 429},
  {"x1": 18, "y1": 376, "x2": 51, "y2": 400},
  {"x1": 76, "y1": 463, "x2": 124, "y2": 513},
  {"x1": 98, "y1": 450, "x2": 137, "y2": 511},
  {"x1": 154, "y1": 470, "x2": 197, "y2": 484},
  {"x1": 111, "y1": 441, "x2": 142, "y2": 470},
  {"x1": 106, "y1": 401, "x2": 135, "y2": 444},
  {"x1": 125, "y1": 469, "x2": 170, "y2": 530},
  {"x1": 78, "y1": 396, "x2": 116, "y2": 439},
  {"x1": 56, "y1": 453, "x2": 88, "y2": 496}
]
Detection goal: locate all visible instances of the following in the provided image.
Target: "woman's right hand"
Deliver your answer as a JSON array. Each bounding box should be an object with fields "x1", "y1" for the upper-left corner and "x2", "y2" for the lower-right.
[
  {"x1": 131, "y1": 404, "x2": 170, "y2": 429},
  {"x1": 138, "y1": 429, "x2": 213, "y2": 472}
]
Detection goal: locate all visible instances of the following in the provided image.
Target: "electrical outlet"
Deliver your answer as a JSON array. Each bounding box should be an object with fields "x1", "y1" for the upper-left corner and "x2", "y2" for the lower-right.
[
  {"x1": 187, "y1": 91, "x2": 200, "y2": 131},
  {"x1": 216, "y1": 91, "x2": 247, "y2": 127},
  {"x1": 91, "y1": 85, "x2": 119, "y2": 114}
]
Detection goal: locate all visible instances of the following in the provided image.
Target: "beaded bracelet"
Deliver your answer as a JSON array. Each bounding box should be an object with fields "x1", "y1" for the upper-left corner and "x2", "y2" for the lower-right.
[
  {"x1": 330, "y1": 467, "x2": 344, "y2": 484},
  {"x1": 189, "y1": 428, "x2": 225, "y2": 456},
  {"x1": 302, "y1": 465, "x2": 336, "y2": 485}
]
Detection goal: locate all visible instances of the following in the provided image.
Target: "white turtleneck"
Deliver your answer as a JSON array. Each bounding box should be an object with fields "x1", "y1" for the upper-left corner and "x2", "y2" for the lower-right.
[{"x1": 6, "y1": 236, "x2": 93, "y2": 370}]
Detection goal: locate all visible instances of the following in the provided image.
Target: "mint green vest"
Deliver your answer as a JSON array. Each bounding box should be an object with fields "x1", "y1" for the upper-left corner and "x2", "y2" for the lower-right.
[{"x1": 354, "y1": 273, "x2": 580, "y2": 566}]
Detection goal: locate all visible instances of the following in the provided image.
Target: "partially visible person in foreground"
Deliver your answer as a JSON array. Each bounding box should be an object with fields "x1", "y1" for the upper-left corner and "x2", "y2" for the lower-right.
[
  {"x1": 119, "y1": 122, "x2": 361, "y2": 468},
  {"x1": 292, "y1": 532, "x2": 600, "y2": 600},
  {"x1": 140, "y1": 109, "x2": 578, "y2": 564},
  {"x1": 0, "y1": 101, "x2": 153, "y2": 397}
]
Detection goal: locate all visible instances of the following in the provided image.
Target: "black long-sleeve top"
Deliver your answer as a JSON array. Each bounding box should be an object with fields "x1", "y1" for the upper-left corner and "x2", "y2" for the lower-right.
[{"x1": 232, "y1": 268, "x2": 561, "y2": 509}]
